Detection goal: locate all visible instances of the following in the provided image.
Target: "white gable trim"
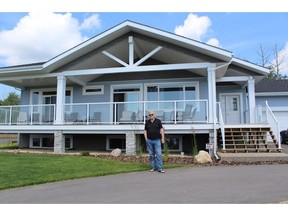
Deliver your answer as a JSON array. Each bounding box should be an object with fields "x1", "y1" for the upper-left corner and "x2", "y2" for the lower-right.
[
  {"x1": 232, "y1": 57, "x2": 269, "y2": 75},
  {"x1": 62, "y1": 62, "x2": 216, "y2": 77}
]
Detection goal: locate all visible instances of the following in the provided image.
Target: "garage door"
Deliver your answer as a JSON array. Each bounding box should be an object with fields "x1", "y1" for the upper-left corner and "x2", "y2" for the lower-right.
[{"x1": 272, "y1": 110, "x2": 288, "y2": 132}]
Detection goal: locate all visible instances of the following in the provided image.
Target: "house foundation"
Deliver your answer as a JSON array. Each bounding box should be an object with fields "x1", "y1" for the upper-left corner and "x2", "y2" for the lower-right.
[
  {"x1": 54, "y1": 130, "x2": 65, "y2": 154},
  {"x1": 126, "y1": 131, "x2": 136, "y2": 155}
]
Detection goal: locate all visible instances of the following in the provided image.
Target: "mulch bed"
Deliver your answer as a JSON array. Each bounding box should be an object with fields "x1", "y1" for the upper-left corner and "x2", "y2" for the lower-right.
[{"x1": 94, "y1": 154, "x2": 288, "y2": 166}]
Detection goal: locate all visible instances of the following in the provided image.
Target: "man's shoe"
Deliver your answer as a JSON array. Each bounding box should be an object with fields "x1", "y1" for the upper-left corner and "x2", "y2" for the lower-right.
[
  {"x1": 149, "y1": 169, "x2": 156, "y2": 172},
  {"x1": 158, "y1": 170, "x2": 165, "y2": 173}
]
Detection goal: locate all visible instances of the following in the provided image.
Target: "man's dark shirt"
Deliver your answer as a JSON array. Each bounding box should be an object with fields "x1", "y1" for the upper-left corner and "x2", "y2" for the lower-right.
[{"x1": 145, "y1": 118, "x2": 163, "y2": 140}]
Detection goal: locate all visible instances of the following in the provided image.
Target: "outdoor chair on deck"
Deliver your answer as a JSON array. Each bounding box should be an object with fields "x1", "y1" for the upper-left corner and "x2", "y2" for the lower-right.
[
  {"x1": 17, "y1": 112, "x2": 28, "y2": 124},
  {"x1": 90, "y1": 112, "x2": 101, "y2": 124},
  {"x1": 135, "y1": 111, "x2": 146, "y2": 122},
  {"x1": 119, "y1": 111, "x2": 134, "y2": 123},
  {"x1": 65, "y1": 112, "x2": 79, "y2": 123},
  {"x1": 171, "y1": 104, "x2": 193, "y2": 122},
  {"x1": 178, "y1": 104, "x2": 193, "y2": 121},
  {"x1": 184, "y1": 108, "x2": 197, "y2": 121}
]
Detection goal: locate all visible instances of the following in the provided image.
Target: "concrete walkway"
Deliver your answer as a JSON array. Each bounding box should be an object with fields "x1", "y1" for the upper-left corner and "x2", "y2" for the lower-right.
[{"x1": 1, "y1": 164, "x2": 288, "y2": 204}]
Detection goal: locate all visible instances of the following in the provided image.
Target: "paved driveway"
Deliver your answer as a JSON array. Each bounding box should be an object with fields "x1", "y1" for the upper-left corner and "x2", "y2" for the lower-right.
[{"x1": 1, "y1": 164, "x2": 288, "y2": 204}]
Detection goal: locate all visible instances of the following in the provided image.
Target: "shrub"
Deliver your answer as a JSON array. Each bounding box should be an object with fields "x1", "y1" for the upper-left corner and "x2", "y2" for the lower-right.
[{"x1": 80, "y1": 151, "x2": 90, "y2": 156}]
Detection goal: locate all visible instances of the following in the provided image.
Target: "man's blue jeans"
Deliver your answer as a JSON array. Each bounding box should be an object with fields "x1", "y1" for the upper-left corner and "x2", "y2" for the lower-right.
[{"x1": 146, "y1": 139, "x2": 163, "y2": 171}]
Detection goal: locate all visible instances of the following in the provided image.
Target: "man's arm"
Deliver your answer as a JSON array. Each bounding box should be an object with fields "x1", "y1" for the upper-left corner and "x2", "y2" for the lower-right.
[
  {"x1": 160, "y1": 128, "x2": 165, "y2": 144},
  {"x1": 144, "y1": 130, "x2": 147, "y2": 141}
]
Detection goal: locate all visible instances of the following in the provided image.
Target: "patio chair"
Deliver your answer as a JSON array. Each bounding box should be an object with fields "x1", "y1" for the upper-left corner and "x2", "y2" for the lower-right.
[
  {"x1": 119, "y1": 111, "x2": 134, "y2": 122},
  {"x1": 184, "y1": 108, "x2": 197, "y2": 121},
  {"x1": 17, "y1": 112, "x2": 28, "y2": 124},
  {"x1": 90, "y1": 112, "x2": 101, "y2": 124},
  {"x1": 171, "y1": 104, "x2": 193, "y2": 121},
  {"x1": 65, "y1": 112, "x2": 79, "y2": 122},
  {"x1": 154, "y1": 110, "x2": 164, "y2": 121},
  {"x1": 135, "y1": 111, "x2": 146, "y2": 122}
]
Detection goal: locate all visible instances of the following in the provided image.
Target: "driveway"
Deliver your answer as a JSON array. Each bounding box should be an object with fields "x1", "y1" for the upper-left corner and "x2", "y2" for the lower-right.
[{"x1": 1, "y1": 164, "x2": 288, "y2": 204}]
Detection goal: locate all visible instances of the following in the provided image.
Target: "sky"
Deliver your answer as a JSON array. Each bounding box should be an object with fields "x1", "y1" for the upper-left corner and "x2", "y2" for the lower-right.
[{"x1": 0, "y1": 0, "x2": 288, "y2": 101}]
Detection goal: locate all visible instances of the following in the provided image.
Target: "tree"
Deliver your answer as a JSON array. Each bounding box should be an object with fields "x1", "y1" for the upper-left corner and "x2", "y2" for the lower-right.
[
  {"x1": 256, "y1": 43, "x2": 288, "y2": 80},
  {"x1": 0, "y1": 92, "x2": 20, "y2": 106}
]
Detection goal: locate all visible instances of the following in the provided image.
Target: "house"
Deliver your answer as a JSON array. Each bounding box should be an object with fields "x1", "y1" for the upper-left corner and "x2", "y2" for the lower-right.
[
  {"x1": 255, "y1": 79, "x2": 288, "y2": 133},
  {"x1": 0, "y1": 20, "x2": 279, "y2": 155}
]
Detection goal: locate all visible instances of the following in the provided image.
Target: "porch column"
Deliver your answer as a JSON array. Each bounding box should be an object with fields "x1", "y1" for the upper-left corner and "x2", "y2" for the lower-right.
[
  {"x1": 247, "y1": 78, "x2": 256, "y2": 123},
  {"x1": 55, "y1": 75, "x2": 67, "y2": 124},
  {"x1": 54, "y1": 130, "x2": 65, "y2": 154},
  {"x1": 126, "y1": 131, "x2": 136, "y2": 155},
  {"x1": 207, "y1": 66, "x2": 217, "y2": 123}
]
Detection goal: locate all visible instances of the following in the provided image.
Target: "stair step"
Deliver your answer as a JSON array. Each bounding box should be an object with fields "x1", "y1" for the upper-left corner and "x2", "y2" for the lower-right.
[{"x1": 218, "y1": 125, "x2": 278, "y2": 154}]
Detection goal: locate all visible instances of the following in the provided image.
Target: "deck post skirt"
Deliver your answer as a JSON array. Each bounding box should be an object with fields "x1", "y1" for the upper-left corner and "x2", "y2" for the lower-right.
[
  {"x1": 54, "y1": 130, "x2": 65, "y2": 154},
  {"x1": 207, "y1": 66, "x2": 216, "y2": 124},
  {"x1": 248, "y1": 78, "x2": 256, "y2": 123},
  {"x1": 126, "y1": 131, "x2": 136, "y2": 155}
]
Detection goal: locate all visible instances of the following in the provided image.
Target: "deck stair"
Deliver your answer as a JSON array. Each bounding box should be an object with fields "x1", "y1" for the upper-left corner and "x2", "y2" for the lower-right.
[{"x1": 218, "y1": 125, "x2": 282, "y2": 153}]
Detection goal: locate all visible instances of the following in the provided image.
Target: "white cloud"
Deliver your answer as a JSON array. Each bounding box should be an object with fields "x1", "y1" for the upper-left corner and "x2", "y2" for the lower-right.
[
  {"x1": 206, "y1": 38, "x2": 221, "y2": 47},
  {"x1": 80, "y1": 14, "x2": 101, "y2": 30},
  {"x1": 174, "y1": 13, "x2": 221, "y2": 47},
  {"x1": 0, "y1": 12, "x2": 101, "y2": 66}
]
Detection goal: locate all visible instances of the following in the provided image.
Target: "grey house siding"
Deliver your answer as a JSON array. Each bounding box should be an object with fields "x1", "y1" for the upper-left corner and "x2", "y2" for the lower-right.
[{"x1": 256, "y1": 96, "x2": 288, "y2": 107}]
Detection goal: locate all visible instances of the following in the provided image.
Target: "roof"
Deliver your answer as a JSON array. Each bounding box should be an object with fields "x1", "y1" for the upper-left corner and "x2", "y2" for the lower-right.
[
  {"x1": 0, "y1": 20, "x2": 268, "y2": 82},
  {"x1": 255, "y1": 79, "x2": 288, "y2": 93}
]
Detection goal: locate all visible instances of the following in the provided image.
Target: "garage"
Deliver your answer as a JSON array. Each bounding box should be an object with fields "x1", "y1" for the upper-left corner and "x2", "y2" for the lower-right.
[{"x1": 271, "y1": 108, "x2": 288, "y2": 132}]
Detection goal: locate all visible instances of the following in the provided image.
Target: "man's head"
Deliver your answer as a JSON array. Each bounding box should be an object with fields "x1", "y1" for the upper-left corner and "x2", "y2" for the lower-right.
[{"x1": 148, "y1": 111, "x2": 156, "y2": 120}]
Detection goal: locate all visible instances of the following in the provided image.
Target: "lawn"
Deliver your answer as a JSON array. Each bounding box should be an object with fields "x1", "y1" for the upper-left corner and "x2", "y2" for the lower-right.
[{"x1": 0, "y1": 152, "x2": 182, "y2": 190}]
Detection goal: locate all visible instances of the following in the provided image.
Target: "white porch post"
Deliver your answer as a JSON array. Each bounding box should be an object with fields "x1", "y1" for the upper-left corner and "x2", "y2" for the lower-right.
[
  {"x1": 248, "y1": 78, "x2": 256, "y2": 123},
  {"x1": 55, "y1": 75, "x2": 66, "y2": 124},
  {"x1": 207, "y1": 66, "x2": 217, "y2": 123}
]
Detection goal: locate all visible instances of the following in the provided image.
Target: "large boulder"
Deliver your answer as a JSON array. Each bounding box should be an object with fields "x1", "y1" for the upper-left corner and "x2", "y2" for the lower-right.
[
  {"x1": 111, "y1": 148, "x2": 122, "y2": 157},
  {"x1": 194, "y1": 150, "x2": 212, "y2": 164}
]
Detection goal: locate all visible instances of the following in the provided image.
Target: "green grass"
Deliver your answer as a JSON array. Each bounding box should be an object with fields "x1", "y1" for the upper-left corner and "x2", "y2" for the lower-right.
[
  {"x1": 0, "y1": 143, "x2": 19, "y2": 149},
  {"x1": 0, "y1": 152, "x2": 182, "y2": 190}
]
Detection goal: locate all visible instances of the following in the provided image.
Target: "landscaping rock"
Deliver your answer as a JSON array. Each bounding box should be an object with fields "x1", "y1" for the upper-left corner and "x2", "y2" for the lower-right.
[
  {"x1": 194, "y1": 150, "x2": 212, "y2": 164},
  {"x1": 111, "y1": 148, "x2": 122, "y2": 157}
]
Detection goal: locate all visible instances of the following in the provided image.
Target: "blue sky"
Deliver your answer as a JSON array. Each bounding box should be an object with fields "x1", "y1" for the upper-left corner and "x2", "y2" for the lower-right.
[{"x1": 0, "y1": 1, "x2": 288, "y2": 99}]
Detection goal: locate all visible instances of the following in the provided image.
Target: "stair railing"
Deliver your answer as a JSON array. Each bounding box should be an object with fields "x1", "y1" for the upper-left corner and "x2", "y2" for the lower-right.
[{"x1": 255, "y1": 101, "x2": 281, "y2": 150}]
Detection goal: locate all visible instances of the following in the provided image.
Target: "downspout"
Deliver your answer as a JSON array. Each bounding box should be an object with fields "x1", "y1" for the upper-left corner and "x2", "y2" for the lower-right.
[
  {"x1": 213, "y1": 119, "x2": 221, "y2": 161},
  {"x1": 212, "y1": 59, "x2": 232, "y2": 161}
]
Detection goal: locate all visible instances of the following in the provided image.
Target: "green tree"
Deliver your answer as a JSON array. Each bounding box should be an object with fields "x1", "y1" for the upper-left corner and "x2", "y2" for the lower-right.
[{"x1": 0, "y1": 92, "x2": 20, "y2": 106}]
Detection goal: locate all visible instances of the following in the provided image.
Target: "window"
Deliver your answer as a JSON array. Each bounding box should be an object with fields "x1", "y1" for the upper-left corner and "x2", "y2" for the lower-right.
[
  {"x1": 106, "y1": 135, "x2": 126, "y2": 150},
  {"x1": 146, "y1": 82, "x2": 198, "y2": 110},
  {"x1": 147, "y1": 83, "x2": 197, "y2": 101},
  {"x1": 164, "y1": 135, "x2": 182, "y2": 152},
  {"x1": 83, "y1": 85, "x2": 104, "y2": 95},
  {"x1": 30, "y1": 135, "x2": 73, "y2": 149}
]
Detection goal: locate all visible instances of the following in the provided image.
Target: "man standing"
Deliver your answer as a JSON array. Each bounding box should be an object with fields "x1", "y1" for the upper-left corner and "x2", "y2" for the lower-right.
[{"x1": 144, "y1": 111, "x2": 165, "y2": 173}]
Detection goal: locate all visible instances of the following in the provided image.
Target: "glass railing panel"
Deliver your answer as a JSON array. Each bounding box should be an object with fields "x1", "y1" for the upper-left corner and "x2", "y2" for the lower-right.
[
  {"x1": 0, "y1": 107, "x2": 12, "y2": 125},
  {"x1": 88, "y1": 103, "x2": 112, "y2": 124},
  {"x1": 64, "y1": 104, "x2": 87, "y2": 124}
]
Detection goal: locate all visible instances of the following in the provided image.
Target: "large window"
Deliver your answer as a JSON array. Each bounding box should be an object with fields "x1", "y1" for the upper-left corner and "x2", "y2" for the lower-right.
[
  {"x1": 30, "y1": 135, "x2": 73, "y2": 149},
  {"x1": 146, "y1": 82, "x2": 198, "y2": 110},
  {"x1": 146, "y1": 83, "x2": 197, "y2": 101},
  {"x1": 31, "y1": 89, "x2": 72, "y2": 105}
]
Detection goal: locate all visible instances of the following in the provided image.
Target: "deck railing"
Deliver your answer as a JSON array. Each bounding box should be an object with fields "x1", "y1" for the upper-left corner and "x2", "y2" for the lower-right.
[
  {"x1": 0, "y1": 104, "x2": 55, "y2": 125},
  {"x1": 63, "y1": 100, "x2": 208, "y2": 125},
  {"x1": 0, "y1": 100, "x2": 208, "y2": 125}
]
